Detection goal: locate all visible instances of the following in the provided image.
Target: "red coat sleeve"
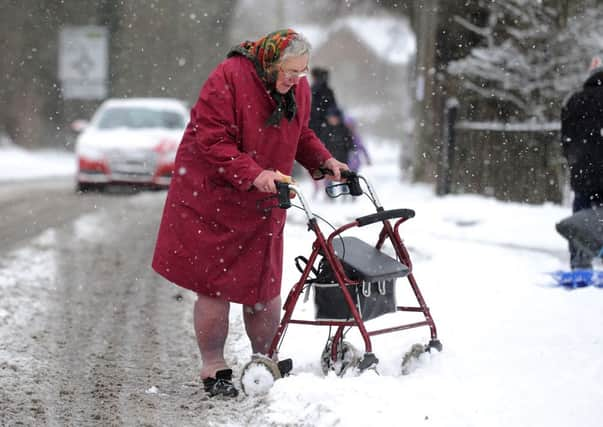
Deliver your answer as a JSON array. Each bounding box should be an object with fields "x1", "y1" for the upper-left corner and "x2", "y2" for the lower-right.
[{"x1": 190, "y1": 63, "x2": 263, "y2": 191}]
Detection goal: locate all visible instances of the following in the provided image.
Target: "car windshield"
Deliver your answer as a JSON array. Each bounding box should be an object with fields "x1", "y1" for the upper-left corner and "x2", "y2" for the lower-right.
[{"x1": 96, "y1": 107, "x2": 186, "y2": 130}]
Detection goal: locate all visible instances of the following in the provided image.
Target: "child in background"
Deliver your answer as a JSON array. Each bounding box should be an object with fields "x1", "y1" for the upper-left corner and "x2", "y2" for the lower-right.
[{"x1": 344, "y1": 115, "x2": 371, "y2": 172}]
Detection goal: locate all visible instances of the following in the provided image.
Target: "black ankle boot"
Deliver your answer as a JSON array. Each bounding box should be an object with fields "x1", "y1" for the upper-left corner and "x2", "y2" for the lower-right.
[
  {"x1": 203, "y1": 369, "x2": 239, "y2": 398},
  {"x1": 277, "y1": 358, "x2": 293, "y2": 377}
]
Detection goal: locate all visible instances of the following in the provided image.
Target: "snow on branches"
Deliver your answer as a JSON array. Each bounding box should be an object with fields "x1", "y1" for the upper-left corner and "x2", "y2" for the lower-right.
[{"x1": 447, "y1": 0, "x2": 603, "y2": 122}]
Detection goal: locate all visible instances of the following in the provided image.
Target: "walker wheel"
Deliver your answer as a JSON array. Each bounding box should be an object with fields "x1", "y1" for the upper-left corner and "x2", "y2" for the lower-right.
[
  {"x1": 320, "y1": 339, "x2": 360, "y2": 376},
  {"x1": 240, "y1": 355, "x2": 281, "y2": 396},
  {"x1": 428, "y1": 339, "x2": 443, "y2": 352}
]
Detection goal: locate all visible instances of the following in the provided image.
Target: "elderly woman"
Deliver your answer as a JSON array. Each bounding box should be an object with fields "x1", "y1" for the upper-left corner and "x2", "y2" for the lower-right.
[{"x1": 152, "y1": 29, "x2": 347, "y2": 398}]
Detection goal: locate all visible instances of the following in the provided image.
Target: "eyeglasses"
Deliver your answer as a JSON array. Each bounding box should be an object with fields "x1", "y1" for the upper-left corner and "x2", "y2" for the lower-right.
[{"x1": 279, "y1": 64, "x2": 309, "y2": 79}]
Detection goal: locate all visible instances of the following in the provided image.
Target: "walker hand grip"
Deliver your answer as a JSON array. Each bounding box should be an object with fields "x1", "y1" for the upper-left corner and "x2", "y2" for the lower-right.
[
  {"x1": 275, "y1": 181, "x2": 292, "y2": 209},
  {"x1": 340, "y1": 170, "x2": 355, "y2": 180},
  {"x1": 356, "y1": 208, "x2": 415, "y2": 227},
  {"x1": 319, "y1": 168, "x2": 355, "y2": 179},
  {"x1": 318, "y1": 167, "x2": 333, "y2": 177}
]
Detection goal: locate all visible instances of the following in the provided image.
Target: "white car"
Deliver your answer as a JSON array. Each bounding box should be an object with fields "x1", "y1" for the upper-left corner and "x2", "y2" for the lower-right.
[{"x1": 74, "y1": 98, "x2": 189, "y2": 191}]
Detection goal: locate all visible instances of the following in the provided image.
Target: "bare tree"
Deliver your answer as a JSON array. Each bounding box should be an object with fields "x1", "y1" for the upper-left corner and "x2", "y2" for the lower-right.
[{"x1": 111, "y1": 0, "x2": 237, "y2": 101}]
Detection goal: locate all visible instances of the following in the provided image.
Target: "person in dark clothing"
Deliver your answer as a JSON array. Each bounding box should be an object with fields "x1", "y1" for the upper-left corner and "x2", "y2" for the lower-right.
[
  {"x1": 291, "y1": 67, "x2": 339, "y2": 179},
  {"x1": 560, "y1": 57, "x2": 603, "y2": 270},
  {"x1": 312, "y1": 107, "x2": 354, "y2": 199},
  {"x1": 309, "y1": 67, "x2": 339, "y2": 134},
  {"x1": 319, "y1": 107, "x2": 354, "y2": 164}
]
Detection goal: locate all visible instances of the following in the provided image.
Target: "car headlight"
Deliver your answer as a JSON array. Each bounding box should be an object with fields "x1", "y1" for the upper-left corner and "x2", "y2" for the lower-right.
[
  {"x1": 77, "y1": 144, "x2": 106, "y2": 161},
  {"x1": 155, "y1": 139, "x2": 179, "y2": 163}
]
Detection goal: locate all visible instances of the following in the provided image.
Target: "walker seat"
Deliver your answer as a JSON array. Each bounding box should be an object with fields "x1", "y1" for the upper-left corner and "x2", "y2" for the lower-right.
[{"x1": 331, "y1": 236, "x2": 409, "y2": 282}]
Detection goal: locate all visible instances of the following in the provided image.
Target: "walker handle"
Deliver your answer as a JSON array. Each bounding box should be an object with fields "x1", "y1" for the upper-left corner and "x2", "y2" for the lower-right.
[
  {"x1": 319, "y1": 167, "x2": 355, "y2": 180},
  {"x1": 275, "y1": 181, "x2": 292, "y2": 209},
  {"x1": 356, "y1": 208, "x2": 415, "y2": 227}
]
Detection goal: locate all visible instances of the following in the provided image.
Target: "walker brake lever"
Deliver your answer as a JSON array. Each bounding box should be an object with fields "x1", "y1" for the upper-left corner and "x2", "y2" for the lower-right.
[
  {"x1": 345, "y1": 172, "x2": 363, "y2": 196},
  {"x1": 319, "y1": 168, "x2": 362, "y2": 196}
]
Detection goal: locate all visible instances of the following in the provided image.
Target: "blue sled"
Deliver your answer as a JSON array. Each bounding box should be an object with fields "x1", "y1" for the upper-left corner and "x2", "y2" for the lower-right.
[{"x1": 549, "y1": 269, "x2": 603, "y2": 288}]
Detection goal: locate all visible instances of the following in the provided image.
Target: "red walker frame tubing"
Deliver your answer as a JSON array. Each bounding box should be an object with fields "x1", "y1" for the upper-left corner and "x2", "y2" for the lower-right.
[
  {"x1": 266, "y1": 214, "x2": 439, "y2": 360},
  {"x1": 375, "y1": 217, "x2": 439, "y2": 341},
  {"x1": 267, "y1": 218, "x2": 373, "y2": 358}
]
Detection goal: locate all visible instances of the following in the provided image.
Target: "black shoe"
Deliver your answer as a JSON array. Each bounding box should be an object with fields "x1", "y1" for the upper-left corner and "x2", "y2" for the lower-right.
[
  {"x1": 203, "y1": 369, "x2": 239, "y2": 398},
  {"x1": 277, "y1": 358, "x2": 293, "y2": 377}
]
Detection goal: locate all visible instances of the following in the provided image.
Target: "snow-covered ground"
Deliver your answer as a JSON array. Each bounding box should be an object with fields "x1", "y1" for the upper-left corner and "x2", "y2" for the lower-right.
[
  {"x1": 0, "y1": 143, "x2": 75, "y2": 182},
  {"x1": 1, "y1": 139, "x2": 602, "y2": 427}
]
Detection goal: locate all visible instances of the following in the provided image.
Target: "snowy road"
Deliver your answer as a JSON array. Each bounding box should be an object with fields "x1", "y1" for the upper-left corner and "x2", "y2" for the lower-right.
[
  {"x1": 0, "y1": 183, "x2": 243, "y2": 426},
  {"x1": 0, "y1": 179, "x2": 104, "y2": 255}
]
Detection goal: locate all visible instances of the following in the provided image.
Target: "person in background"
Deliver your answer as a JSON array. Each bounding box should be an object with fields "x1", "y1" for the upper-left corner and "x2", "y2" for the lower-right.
[
  {"x1": 314, "y1": 107, "x2": 354, "y2": 198},
  {"x1": 344, "y1": 115, "x2": 371, "y2": 172},
  {"x1": 306, "y1": 66, "x2": 341, "y2": 193},
  {"x1": 152, "y1": 29, "x2": 348, "y2": 398},
  {"x1": 292, "y1": 67, "x2": 337, "y2": 179},
  {"x1": 309, "y1": 67, "x2": 339, "y2": 135},
  {"x1": 319, "y1": 107, "x2": 354, "y2": 165},
  {"x1": 560, "y1": 56, "x2": 603, "y2": 270}
]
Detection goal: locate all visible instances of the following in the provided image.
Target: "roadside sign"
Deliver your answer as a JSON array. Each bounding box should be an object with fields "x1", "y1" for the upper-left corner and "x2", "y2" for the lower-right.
[{"x1": 59, "y1": 26, "x2": 108, "y2": 99}]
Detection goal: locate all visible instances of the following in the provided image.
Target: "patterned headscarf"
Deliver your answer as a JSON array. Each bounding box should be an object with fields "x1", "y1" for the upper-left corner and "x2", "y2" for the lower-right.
[{"x1": 228, "y1": 29, "x2": 300, "y2": 126}]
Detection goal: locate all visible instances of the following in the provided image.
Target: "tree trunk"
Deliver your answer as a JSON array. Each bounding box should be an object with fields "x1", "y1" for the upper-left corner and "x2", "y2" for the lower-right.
[{"x1": 411, "y1": 0, "x2": 440, "y2": 182}]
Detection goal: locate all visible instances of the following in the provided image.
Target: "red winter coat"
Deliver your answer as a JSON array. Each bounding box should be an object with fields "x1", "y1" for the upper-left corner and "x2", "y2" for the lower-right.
[{"x1": 152, "y1": 56, "x2": 332, "y2": 305}]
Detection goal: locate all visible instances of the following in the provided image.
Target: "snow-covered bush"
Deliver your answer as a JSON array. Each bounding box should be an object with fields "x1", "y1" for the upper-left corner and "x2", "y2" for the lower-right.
[{"x1": 447, "y1": 0, "x2": 603, "y2": 122}]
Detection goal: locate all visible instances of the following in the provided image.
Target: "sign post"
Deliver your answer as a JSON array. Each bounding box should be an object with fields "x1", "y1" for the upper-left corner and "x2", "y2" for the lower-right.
[{"x1": 59, "y1": 26, "x2": 108, "y2": 100}]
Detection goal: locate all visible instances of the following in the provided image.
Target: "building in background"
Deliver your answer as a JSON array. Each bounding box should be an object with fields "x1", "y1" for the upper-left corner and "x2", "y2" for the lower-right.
[{"x1": 300, "y1": 14, "x2": 415, "y2": 144}]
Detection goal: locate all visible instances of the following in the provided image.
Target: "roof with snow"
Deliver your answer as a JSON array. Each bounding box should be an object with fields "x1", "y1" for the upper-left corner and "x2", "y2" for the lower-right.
[
  {"x1": 297, "y1": 15, "x2": 415, "y2": 65},
  {"x1": 99, "y1": 98, "x2": 188, "y2": 112}
]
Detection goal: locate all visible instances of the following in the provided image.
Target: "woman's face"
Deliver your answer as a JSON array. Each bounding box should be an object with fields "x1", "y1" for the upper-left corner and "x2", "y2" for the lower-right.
[{"x1": 274, "y1": 54, "x2": 309, "y2": 94}]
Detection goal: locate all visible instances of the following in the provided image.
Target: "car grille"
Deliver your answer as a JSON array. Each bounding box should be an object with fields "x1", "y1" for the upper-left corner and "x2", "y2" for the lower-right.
[{"x1": 106, "y1": 149, "x2": 157, "y2": 179}]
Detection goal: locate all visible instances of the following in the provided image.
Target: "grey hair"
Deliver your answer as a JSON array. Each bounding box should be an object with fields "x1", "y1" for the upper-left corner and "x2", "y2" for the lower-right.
[{"x1": 279, "y1": 32, "x2": 312, "y2": 62}]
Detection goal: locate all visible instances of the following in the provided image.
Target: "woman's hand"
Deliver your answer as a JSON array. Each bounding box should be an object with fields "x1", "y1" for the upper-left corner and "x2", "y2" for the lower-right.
[
  {"x1": 253, "y1": 170, "x2": 293, "y2": 193},
  {"x1": 322, "y1": 157, "x2": 349, "y2": 181}
]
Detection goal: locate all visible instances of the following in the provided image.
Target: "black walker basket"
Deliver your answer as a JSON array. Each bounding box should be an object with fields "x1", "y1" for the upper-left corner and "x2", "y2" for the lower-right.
[{"x1": 313, "y1": 236, "x2": 409, "y2": 322}]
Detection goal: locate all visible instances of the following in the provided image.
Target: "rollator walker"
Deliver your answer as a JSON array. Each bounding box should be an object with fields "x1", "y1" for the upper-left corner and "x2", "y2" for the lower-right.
[{"x1": 240, "y1": 170, "x2": 442, "y2": 395}]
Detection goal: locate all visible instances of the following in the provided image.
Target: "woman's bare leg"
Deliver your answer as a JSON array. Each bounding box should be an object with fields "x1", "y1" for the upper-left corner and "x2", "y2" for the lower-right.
[
  {"x1": 243, "y1": 295, "x2": 282, "y2": 355},
  {"x1": 194, "y1": 293, "x2": 230, "y2": 379}
]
